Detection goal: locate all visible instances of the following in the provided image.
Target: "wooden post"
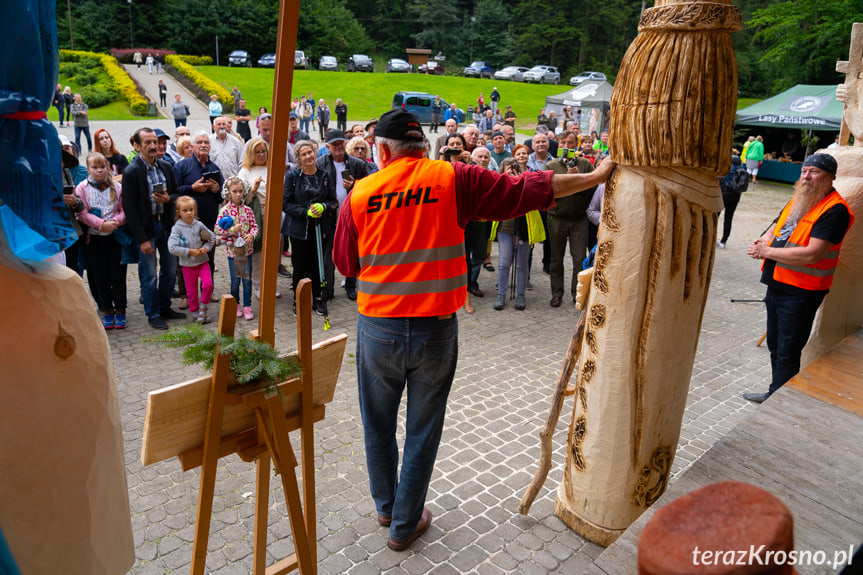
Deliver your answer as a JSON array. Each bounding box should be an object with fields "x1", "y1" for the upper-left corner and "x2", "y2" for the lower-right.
[
  {"x1": 191, "y1": 295, "x2": 238, "y2": 575},
  {"x1": 256, "y1": 0, "x2": 302, "y2": 346}
]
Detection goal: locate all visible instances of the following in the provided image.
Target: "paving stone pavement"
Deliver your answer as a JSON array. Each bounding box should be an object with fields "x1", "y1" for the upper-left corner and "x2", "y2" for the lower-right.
[{"x1": 96, "y1": 157, "x2": 790, "y2": 573}]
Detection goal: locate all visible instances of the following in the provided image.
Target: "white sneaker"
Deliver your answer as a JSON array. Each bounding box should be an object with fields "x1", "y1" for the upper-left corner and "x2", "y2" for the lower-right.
[{"x1": 716, "y1": 241, "x2": 726, "y2": 249}]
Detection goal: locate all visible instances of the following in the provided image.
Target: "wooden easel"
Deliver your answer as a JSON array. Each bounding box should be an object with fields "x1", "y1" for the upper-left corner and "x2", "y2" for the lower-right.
[{"x1": 182, "y1": 282, "x2": 315, "y2": 575}]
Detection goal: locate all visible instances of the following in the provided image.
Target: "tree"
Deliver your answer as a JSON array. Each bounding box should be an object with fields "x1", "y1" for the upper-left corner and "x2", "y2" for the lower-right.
[
  {"x1": 466, "y1": 0, "x2": 515, "y2": 68},
  {"x1": 296, "y1": 0, "x2": 374, "y2": 62},
  {"x1": 410, "y1": 0, "x2": 462, "y2": 55},
  {"x1": 749, "y1": 0, "x2": 863, "y2": 93}
]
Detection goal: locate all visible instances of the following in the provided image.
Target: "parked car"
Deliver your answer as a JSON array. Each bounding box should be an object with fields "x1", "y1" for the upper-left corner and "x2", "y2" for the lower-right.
[
  {"x1": 570, "y1": 71, "x2": 607, "y2": 85},
  {"x1": 228, "y1": 50, "x2": 252, "y2": 67},
  {"x1": 257, "y1": 53, "x2": 276, "y2": 68},
  {"x1": 494, "y1": 66, "x2": 530, "y2": 82},
  {"x1": 463, "y1": 61, "x2": 494, "y2": 79},
  {"x1": 391, "y1": 91, "x2": 464, "y2": 124},
  {"x1": 318, "y1": 56, "x2": 338, "y2": 71},
  {"x1": 346, "y1": 54, "x2": 374, "y2": 72},
  {"x1": 523, "y1": 65, "x2": 560, "y2": 84},
  {"x1": 386, "y1": 58, "x2": 411, "y2": 73},
  {"x1": 418, "y1": 61, "x2": 445, "y2": 75},
  {"x1": 295, "y1": 50, "x2": 311, "y2": 70}
]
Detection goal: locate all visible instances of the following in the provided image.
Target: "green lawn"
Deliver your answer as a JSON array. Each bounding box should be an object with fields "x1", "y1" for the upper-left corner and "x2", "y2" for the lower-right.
[
  {"x1": 737, "y1": 97, "x2": 760, "y2": 109},
  {"x1": 199, "y1": 66, "x2": 571, "y2": 128}
]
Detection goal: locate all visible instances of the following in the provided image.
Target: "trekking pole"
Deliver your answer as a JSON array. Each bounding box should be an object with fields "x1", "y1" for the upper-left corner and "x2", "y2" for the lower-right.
[
  {"x1": 510, "y1": 236, "x2": 518, "y2": 300},
  {"x1": 313, "y1": 216, "x2": 331, "y2": 330}
]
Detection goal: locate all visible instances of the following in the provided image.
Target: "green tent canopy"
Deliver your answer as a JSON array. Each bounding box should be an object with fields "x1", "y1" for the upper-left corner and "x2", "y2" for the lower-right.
[{"x1": 736, "y1": 85, "x2": 843, "y2": 130}]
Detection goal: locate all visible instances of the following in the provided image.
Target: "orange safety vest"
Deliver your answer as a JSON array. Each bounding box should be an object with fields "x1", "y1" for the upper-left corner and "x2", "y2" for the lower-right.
[
  {"x1": 769, "y1": 189, "x2": 854, "y2": 291},
  {"x1": 349, "y1": 156, "x2": 467, "y2": 317}
]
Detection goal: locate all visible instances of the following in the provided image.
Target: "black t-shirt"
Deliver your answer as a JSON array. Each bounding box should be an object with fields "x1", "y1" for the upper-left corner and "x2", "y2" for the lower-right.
[{"x1": 761, "y1": 200, "x2": 851, "y2": 296}]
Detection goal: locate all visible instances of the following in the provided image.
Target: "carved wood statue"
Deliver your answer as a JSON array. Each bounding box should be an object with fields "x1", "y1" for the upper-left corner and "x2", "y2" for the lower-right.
[
  {"x1": 801, "y1": 22, "x2": 863, "y2": 367},
  {"x1": 0, "y1": 231, "x2": 135, "y2": 573},
  {"x1": 553, "y1": 0, "x2": 742, "y2": 545}
]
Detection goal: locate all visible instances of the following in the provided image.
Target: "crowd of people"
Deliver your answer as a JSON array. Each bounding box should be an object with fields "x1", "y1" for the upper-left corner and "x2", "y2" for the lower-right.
[{"x1": 54, "y1": 83, "x2": 620, "y2": 331}]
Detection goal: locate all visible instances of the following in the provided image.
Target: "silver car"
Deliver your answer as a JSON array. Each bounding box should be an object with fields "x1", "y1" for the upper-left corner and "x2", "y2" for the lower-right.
[
  {"x1": 494, "y1": 66, "x2": 530, "y2": 82},
  {"x1": 386, "y1": 58, "x2": 410, "y2": 73},
  {"x1": 523, "y1": 65, "x2": 560, "y2": 84},
  {"x1": 318, "y1": 56, "x2": 338, "y2": 71},
  {"x1": 570, "y1": 71, "x2": 607, "y2": 85}
]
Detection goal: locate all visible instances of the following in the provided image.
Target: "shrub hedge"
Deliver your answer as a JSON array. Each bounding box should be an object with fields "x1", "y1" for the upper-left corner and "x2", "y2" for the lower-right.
[
  {"x1": 60, "y1": 49, "x2": 150, "y2": 116},
  {"x1": 175, "y1": 55, "x2": 214, "y2": 66},
  {"x1": 166, "y1": 55, "x2": 232, "y2": 108}
]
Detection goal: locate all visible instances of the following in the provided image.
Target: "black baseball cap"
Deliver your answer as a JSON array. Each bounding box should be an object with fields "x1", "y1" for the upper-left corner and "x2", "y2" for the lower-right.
[
  {"x1": 153, "y1": 128, "x2": 169, "y2": 140},
  {"x1": 375, "y1": 110, "x2": 424, "y2": 141},
  {"x1": 325, "y1": 129, "x2": 346, "y2": 143}
]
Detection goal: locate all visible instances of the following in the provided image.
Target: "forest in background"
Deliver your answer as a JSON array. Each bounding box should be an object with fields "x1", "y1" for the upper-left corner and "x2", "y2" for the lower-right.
[{"x1": 56, "y1": 0, "x2": 861, "y2": 98}]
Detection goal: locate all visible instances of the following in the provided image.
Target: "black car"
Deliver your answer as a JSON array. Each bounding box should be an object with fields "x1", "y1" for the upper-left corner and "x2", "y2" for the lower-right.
[
  {"x1": 257, "y1": 53, "x2": 276, "y2": 68},
  {"x1": 347, "y1": 54, "x2": 374, "y2": 72},
  {"x1": 228, "y1": 50, "x2": 251, "y2": 67}
]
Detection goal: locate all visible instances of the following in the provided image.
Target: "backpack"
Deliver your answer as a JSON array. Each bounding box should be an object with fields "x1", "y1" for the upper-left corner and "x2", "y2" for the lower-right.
[{"x1": 730, "y1": 168, "x2": 750, "y2": 193}]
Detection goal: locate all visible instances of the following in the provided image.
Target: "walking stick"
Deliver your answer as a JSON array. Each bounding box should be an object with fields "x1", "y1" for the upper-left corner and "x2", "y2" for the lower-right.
[
  {"x1": 313, "y1": 220, "x2": 331, "y2": 330},
  {"x1": 510, "y1": 236, "x2": 518, "y2": 300}
]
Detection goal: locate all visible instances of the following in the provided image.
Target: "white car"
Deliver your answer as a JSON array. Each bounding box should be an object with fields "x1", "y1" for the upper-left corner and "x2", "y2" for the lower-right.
[
  {"x1": 523, "y1": 65, "x2": 560, "y2": 84},
  {"x1": 570, "y1": 71, "x2": 607, "y2": 85},
  {"x1": 494, "y1": 66, "x2": 530, "y2": 82}
]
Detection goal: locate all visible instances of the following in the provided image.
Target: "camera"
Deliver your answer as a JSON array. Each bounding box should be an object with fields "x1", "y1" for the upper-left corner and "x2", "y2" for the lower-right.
[
  {"x1": 556, "y1": 147, "x2": 580, "y2": 168},
  {"x1": 442, "y1": 147, "x2": 462, "y2": 162}
]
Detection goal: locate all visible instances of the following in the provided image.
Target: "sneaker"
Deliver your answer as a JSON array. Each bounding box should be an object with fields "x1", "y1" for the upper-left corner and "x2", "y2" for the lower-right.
[
  {"x1": 102, "y1": 313, "x2": 115, "y2": 330},
  {"x1": 515, "y1": 295, "x2": 526, "y2": 310},
  {"x1": 243, "y1": 306, "x2": 254, "y2": 320},
  {"x1": 526, "y1": 282, "x2": 534, "y2": 290},
  {"x1": 237, "y1": 307, "x2": 244, "y2": 318},
  {"x1": 493, "y1": 294, "x2": 505, "y2": 310},
  {"x1": 346, "y1": 287, "x2": 357, "y2": 301},
  {"x1": 278, "y1": 265, "x2": 292, "y2": 278},
  {"x1": 716, "y1": 240, "x2": 726, "y2": 249},
  {"x1": 114, "y1": 313, "x2": 127, "y2": 329},
  {"x1": 313, "y1": 300, "x2": 326, "y2": 316},
  {"x1": 275, "y1": 291, "x2": 281, "y2": 299}
]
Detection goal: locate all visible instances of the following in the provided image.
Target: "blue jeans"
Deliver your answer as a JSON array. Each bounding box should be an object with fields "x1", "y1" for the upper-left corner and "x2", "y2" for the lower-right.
[
  {"x1": 138, "y1": 220, "x2": 178, "y2": 319},
  {"x1": 356, "y1": 313, "x2": 458, "y2": 542},
  {"x1": 300, "y1": 117, "x2": 311, "y2": 134},
  {"x1": 764, "y1": 286, "x2": 825, "y2": 395},
  {"x1": 174, "y1": 118, "x2": 187, "y2": 128},
  {"x1": 228, "y1": 255, "x2": 253, "y2": 307},
  {"x1": 496, "y1": 232, "x2": 530, "y2": 296},
  {"x1": 74, "y1": 125, "x2": 91, "y2": 153}
]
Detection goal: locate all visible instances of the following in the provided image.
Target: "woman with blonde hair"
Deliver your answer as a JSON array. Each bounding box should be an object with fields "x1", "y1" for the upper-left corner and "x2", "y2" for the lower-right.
[
  {"x1": 176, "y1": 136, "x2": 193, "y2": 158},
  {"x1": 345, "y1": 136, "x2": 377, "y2": 172}
]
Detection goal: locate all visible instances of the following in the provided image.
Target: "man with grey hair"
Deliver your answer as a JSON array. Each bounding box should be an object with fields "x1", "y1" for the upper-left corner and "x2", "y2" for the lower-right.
[
  {"x1": 333, "y1": 109, "x2": 614, "y2": 553},
  {"x1": 209, "y1": 116, "x2": 243, "y2": 179},
  {"x1": 434, "y1": 118, "x2": 458, "y2": 160}
]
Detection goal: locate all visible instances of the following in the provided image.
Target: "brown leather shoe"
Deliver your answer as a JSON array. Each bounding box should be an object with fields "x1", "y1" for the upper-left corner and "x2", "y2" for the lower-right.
[
  {"x1": 376, "y1": 514, "x2": 391, "y2": 527},
  {"x1": 387, "y1": 507, "x2": 432, "y2": 551},
  {"x1": 469, "y1": 286, "x2": 484, "y2": 297},
  {"x1": 550, "y1": 296, "x2": 562, "y2": 308}
]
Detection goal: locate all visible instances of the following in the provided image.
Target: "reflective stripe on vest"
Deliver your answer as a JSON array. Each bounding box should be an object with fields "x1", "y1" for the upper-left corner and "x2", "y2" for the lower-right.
[
  {"x1": 771, "y1": 189, "x2": 854, "y2": 291},
  {"x1": 350, "y1": 157, "x2": 467, "y2": 317}
]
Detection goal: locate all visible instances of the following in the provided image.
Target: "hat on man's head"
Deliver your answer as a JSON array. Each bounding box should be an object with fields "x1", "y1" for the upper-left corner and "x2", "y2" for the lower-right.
[
  {"x1": 325, "y1": 129, "x2": 346, "y2": 144},
  {"x1": 364, "y1": 118, "x2": 379, "y2": 131},
  {"x1": 802, "y1": 153, "x2": 837, "y2": 176},
  {"x1": 375, "y1": 110, "x2": 424, "y2": 141},
  {"x1": 491, "y1": 131, "x2": 504, "y2": 140},
  {"x1": 58, "y1": 134, "x2": 73, "y2": 147},
  {"x1": 153, "y1": 128, "x2": 169, "y2": 140},
  {"x1": 289, "y1": 111, "x2": 297, "y2": 119}
]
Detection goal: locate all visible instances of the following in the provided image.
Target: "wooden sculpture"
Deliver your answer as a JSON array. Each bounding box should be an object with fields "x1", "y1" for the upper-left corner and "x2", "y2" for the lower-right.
[
  {"x1": 0, "y1": 229, "x2": 135, "y2": 574},
  {"x1": 801, "y1": 22, "x2": 863, "y2": 367},
  {"x1": 553, "y1": 0, "x2": 742, "y2": 545}
]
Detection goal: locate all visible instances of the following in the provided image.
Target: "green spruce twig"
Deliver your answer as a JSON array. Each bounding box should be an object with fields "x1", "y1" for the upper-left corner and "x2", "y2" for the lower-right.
[{"x1": 145, "y1": 325, "x2": 302, "y2": 393}]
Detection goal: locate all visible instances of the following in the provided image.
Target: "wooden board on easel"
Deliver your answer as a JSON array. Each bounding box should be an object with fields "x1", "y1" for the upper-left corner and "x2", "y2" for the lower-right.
[{"x1": 141, "y1": 333, "x2": 346, "y2": 466}]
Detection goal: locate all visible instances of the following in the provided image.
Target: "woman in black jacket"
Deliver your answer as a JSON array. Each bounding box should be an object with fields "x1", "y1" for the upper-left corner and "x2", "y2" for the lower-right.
[{"x1": 282, "y1": 140, "x2": 338, "y2": 313}]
